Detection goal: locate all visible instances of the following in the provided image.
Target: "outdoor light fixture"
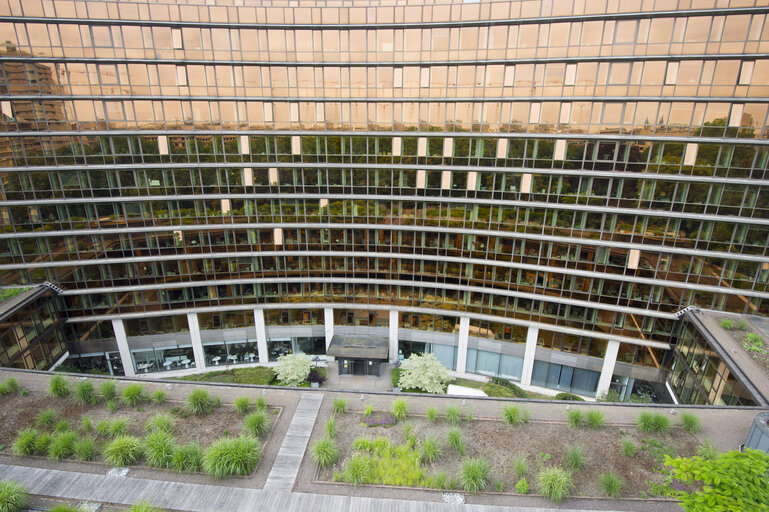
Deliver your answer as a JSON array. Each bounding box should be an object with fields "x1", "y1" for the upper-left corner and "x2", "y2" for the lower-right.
[
  {"x1": 262, "y1": 389, "x2": 267, "y2": 396},
  {"x1": 462, "y1": 400, "x2": 466, "y2": 406},
  {"x1": 312, "y1": 355, "x2": 320, "y2": 368},
  {"x1": 360, "y1": 394, "x2": 365, "y2": 401},
  {"x1": 670, "y1": 409, "x2": 676, "y2": 415},
  {"x1": 565, "y1": 404, "x2": 570, "y2": 410},
  {"x1": 166, "y1": 384, "x2": 172, "y2": 389}
]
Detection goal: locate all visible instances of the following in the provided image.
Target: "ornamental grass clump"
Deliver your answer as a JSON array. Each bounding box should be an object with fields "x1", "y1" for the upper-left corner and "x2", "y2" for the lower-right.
[
  {"x1": 310, "y1": 438, "x2": 339, "y2": 467},
  {"x1": 325, "y1": 417, "x2": 337, "y2": 439},
  {"x1": 0, "y1": 479, "x2": 27, "y2": 512},
  {"x1": 332, "y1": 398, "x2": 347, "y2": 414},
  {"x1": 104, "y1": 435, "x2": 143, "y2": 467},
  {"x1": 144, "y1": 430, "x2": 176, "y2": 468},
  {"x1": 696, "y1": 439, "x2": 719, "y2": 460},
  {"x1": 391, "y1": 398, "x2": 408, "y2": 421},
  {"x1": 74, "y1": 380, "x2": 98, "y2": 405},
  {"x1": 49, "y1": 375, "x2": 69, "y2": 398},
  {"x1": 363, "y1": 404, "x2": 374, "y2": 417},
  {"x1": 536, "y1": 466, "x2": 573, "y2": 503},
  {"x1": 234, "y1": 396, "x2": 252, "y2": 414},
  {"x1": 202, "y1": 436, "x2": 261, "y2": 478},
  {"x1": 48, "y1": 431, "x2": 77, "y2": 461},
  {"x1": 565, "y1": 445, "x2": 586, "y2": 472},
  {"x1": 151, "y1": 390, "x2": 167, "y2": 405},
  {"x1": 187, "y1": 389, "x2": 215, "y2": 415},
  {"x1": 503, "y1": 405, "x2": 530, "y2": 426},
  {"x1": 420, "y1": 436, "x2": 440, "y2": 463},
  {"x1": 447, "y1": 427, "x2": 465, "y2": 456},
  {"x1": 342, "y1": 454, "x2": 371, "y2": 486},
  {"x1": 444, "y1": 405, "x2": 461, "y2": 426},
  {"x1": 566, "y1": 409, "x2": 584, "y2": 428},
  {"x1": 35, "y1": 408, "x2": 57, "y2": 429},
  {"x1": 0, "y1": 378, "x2": 20, "y2": 396},
  {"x1": 145, "y1": 413, "x2": 175, "y2": 434},
  {"x1": 121, "y1": 383, "x2": 146, "y2": 407},
  {"x1": 254, "y1": 396, "x2": 267, "y2": 411},
  {"x1": 53, "y1": 420, "x2": 70, "y2": 434},
  {"x1": 621, "y1": 439, "x2": 637, "y2": 457},
  {"x1": 72, "y1": 438, "x2": 97, "y2": 461},
  {"x1": 100, "y1": 380, "x2": 117, "y2": 401},
  {"x1": 171, "y1": 442, "x2": 203, "y2": 473},
  {"x1": 12, "y1": 428, "x2": 38, "y2": 456},
  {"x1": 599, "y1": 471, "x2": 624, "y2": 498},
  {"x1": 426, "y1": 407, "x2": 437, "y2": 422},
  {"x1": 460, "y1": 457, "x2": 491, "y2": 494},
  {"x1": 109, "y1": 418, "x2": 128, "y2": 438},
  {"x1": 637, "y1": 411, "x2": 671, "y2": 434},
  {"x1": 244, "y1": 411, "x2": 269, "y2": 437},
  {"x1": 680, "y1": 412, "x2": 702, "y2": 433},
  {"x1": 129, "y1": 501, "x2": 161, "y2": 512},
  {"x1": 586, "y1": 410, "x2": 605, "y2": 429},
  {"x1": 36, "y1": 434, "x2": 52, "y2": 455},
  {"x1": 513, "y1": 455, "x2": 527, "y2": 478}
]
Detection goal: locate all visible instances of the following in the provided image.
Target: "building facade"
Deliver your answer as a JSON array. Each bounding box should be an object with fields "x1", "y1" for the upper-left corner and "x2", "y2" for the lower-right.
[{"x1": 1, "y1": 0, "x2": 768, "y2": 399}]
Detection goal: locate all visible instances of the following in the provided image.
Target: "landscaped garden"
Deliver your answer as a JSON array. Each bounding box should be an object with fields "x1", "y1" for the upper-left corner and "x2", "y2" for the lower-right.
[
  {"x1": 0, "y1": 376, "x2": 278, "y2": 479},
  {"x1": 308, "y1": 397, "x2": 720, "y2": 503}
]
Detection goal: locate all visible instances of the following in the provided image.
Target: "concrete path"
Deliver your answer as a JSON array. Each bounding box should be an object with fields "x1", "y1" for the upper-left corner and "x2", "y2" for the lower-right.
[
  {"x1": 0, "y1": 464, "x2": 633, "y2": 512},
  {"x1": 264, "y1": 392, "x2": 323, "y2": 491}
]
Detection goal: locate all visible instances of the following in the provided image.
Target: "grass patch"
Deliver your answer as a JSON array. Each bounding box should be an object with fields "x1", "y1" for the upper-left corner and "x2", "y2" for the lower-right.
[
  {"x1": 129, "y1": 501, "x2": 161, "y2": 512},
  {"x1": 565, "y1": 445, "x2": 585, "y2": 472},
  {"x1": 12, "y1": 428, "x2": 39, "y2": 456},
  {"x1": 460, "y1": 457, "x2": 490, "y2": 494},
  {"x1": 566, "y1": 409, "x2": 584, "y2": 428},
  {"x1": 121, "y1": 383, "x2": 146, "y2": 406},
  {"x1": 244, "y1": 411, "x2": 269, "y2": 437},
  {"x1": 363, "y1": 404, "x2": 374, "y2": 417},
  {"x1": 202, "y1": 436, "x2": 261, "y2": 478},
  {"x1": 234, "y1": 396, "x2": 252, "y2": 414},
  {"x1": 36, "y1": 408, "x2": 57, "y2": 429},
  {"x1": 48, "y1": 431, "x2": 77, "y2": 461},
  {"x1": 447, "y1": 427, "x2": 465, "y2": 456},
  {"x1": 145, "y1": 413, "x2": 175, "y2": 434},
  {"x1": 332, "y1": 398, "x2": 347, "y2": 414},
  {"x1": 100, "y1": 380, "x2": 117, "y2": 401},
  {"x1": 342, "y1": 454, "x2": 371, "y2": 486},
  {"x1": 171, "y1": 442, "x2": 203, "y2": 473},
  {"x1": 696, "y1": 439, "x2": 719, "y2": 460},
  {"x1": 0, "y1": 479, "x2": 27, "y2": 512},
  {"x1": 0, "y1": 378, "x2": 20, "y2": 396},
  {"x1": 420, "y1": 436, "x2": 440, "y2": 463},
  {"x1": 346, "y1": 437, "x2": 424, "y2": 487},
  {"x1": 54, "y1": 420, "x2": 70, "y2": 433},
  {"x1": 151, "y1": 390, "x2": 167, "y2": 405},
  {"x1": 680, "y1": 412, "x2": 702, "y2": 433},
  {"x1": 74, "y1": 380, "x2": 98, "y2": 405},
  {"x1": 444, "y1": 405, "x2": 461, "y2": 426},
  {"x1": 426, "y1": 407, "x2": 437, "y2": 422},
  {"x1": 599, "y1": 471, "x2": 624, "y2": 498},
  {"x1": 621, "y1": 439, "x2": 637, "y2": 457},
  {"x1": 49, "y1": 375, "x2": 69, "y2": 397},
  {"x1": 176, "y1": 366, "x2": 275, "y2": 385},
  {"x1": 108, "y1": 418, "x2": 128, "y2": 438},
  {"x1": 310, "y1": 438, "x2": 339, "y2": 467},
  {"x1": 719, "y1": 318, "x2": 734, "y2": 330},
  {"x1": 536, "y1": 466, "x2": 572, "y2": 503},
  {"x1": 254, "y1": 396, "x2": 267, "y2": 411},
  {"x1": 586, "y1": 410, "x2": 605, "y2": 429},
  {"x1": 325, "y1": 417, "x2": 337, "y2": 438},
  {"x1": 637, "y1": 412, "x2": 671, "y2": 434},
  {"x1": 104, "y1": 435, "x2": 143, "y2": 467},
  {"x1": 187, "y1": 389, "x2": 215, "y2": 415},
  {"x1": 502, "y1": 405, "x2": 530, "y2": 426},
  {"x1": 144, "y1": 430, "x2": 176, "y2": 468},
  {"x1": 512, "y1": 454, "x2": 527, "y2": 478},
  {"x1": 391, "y1": 398, "x2": 408, "y2": 420},
  {"x1": 73, "y1": 438, "x2": 97, "y2": 461}
]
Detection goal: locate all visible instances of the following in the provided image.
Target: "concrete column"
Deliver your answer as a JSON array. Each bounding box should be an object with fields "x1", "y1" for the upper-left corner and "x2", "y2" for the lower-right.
[
  {"x1": 111, "y1": 319, "x2": 135, "y2": 377},
  {"x1": 186, "y1": 313, "x2": 206, "y2": 370},
  {"x1": 389, "y1": 310, "x2": 399, "y2": 363},
  {"x1": 324, "y1": 308, "x2": 334, "y2": 360},
  {"x1": 456, "y1": 316, "x2": 470, "y2": 374},
  {"x1": 254, "y1": 309, "x2": 268, "y2": 364},
  {"x1": 520, "y1": 326, "x2": 539, "y2": 386},
  {"x1": 596, "y1": 340, "x2": 621, "y2": 398}
]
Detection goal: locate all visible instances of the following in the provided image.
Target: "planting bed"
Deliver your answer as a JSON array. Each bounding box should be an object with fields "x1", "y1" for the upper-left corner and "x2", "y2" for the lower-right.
[{"x1": 312, "y1": 407, "x2": 701, "y2": 499}]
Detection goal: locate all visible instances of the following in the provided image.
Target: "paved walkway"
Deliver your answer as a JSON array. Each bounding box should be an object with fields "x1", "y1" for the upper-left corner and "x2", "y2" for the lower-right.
[
  {"x1": 0, "y1": 464, "x2": 631, "y2": 512},
  {"x1": 264, "y1": 392, "x2": 323, "y2": 491}
]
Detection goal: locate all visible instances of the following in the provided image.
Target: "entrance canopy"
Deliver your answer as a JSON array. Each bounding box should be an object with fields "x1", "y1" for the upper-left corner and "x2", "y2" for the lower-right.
[{"x1": 326, "y1": 334, "x2": 389, "y2": 360}]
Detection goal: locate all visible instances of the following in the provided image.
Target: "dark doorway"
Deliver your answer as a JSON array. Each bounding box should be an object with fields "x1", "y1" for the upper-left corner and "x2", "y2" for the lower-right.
[{"x1": 339, "y1": 358, "x2": 383, "y2": 376}]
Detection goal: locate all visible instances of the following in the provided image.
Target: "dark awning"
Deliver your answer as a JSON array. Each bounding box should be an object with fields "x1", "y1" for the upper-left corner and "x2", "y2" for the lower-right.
[{"x1": 326, "y1": 334, "x2": 389, "y2": 360}]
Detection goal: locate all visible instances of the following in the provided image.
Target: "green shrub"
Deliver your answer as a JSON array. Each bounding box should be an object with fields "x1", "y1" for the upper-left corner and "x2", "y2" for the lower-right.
[
  {"x1": 744, "y1": 332, "x2": 764, "y2": 353},
  {"x1": 109, "y1": 418, "x2": 128, "y2": 438},
  {"x1": 106, "y1": 400, "x2": 117, "y2": 412},
  {"x1": 447, "y1": 427, "x2": 465, "y2": 456},
  {"x1": 0, "y1": 479, "x2": 27, "y2": 512},
  {"x1": 144, "y1": 430, "x2": 176, "y2": 468},
  {"x1": 310, "y1": 438, "x2": 339, "y2": 467},
  {"x1": 515, "y1": 477, "x2": 529, "y2": 494},
  {"x1": 513, "y1": 455, "x2": 527, "y2": 478},
  {"x1": 586, "y1": 410, "x2": 605, "y2": 429},
  {"x1": 186, "y1": 389, "x2": 214, "y2": 415},
  {"x1": 486, "y1": 377, "x2": 528, "y2": 398},
  {"x1": 128, "y1": 501, "x2": 161, "y2": 512},
  {"x1": 342, "y1": 454, "x2": 371, "y2": 486},
  {"x1": 171, "y1": 442, "x2": 203, "y2": 473},
  {"x1": 460, "y1": 457, "x2": 490, "y2": 494},
  {"x1": 74, "y1": 380, "x2": 98, "y2": 405},
  {"x1": 202, "y1": 436, "x2": 261, "y2": 478},
  {"x1": 80, "y1": 416, "x2": 93, "y2": 433},
  {"x1": 48, "y1": 431, "x2": 77, "y2": 461},
  {"x1": 680, "y1": 412, "x2": 702, "y2": 433},
  {"x1": 12, "y1": 428, "x2": 38, "y2": 456},
  {"x1": 599, "y1": 471, "x2": 624, "y2": 498},
  {"x1": 426, "y1": 407, "x2": 437, "y2": 422},
  {"x1": 502, "y1": 405, "x2": 530, "y2": 426},
  {"x1": 254, "y1": 396, "x2": 267, "y2": 411},
  {"x1": 96, "y1": 420, "x2": 111, "y2": 437},
  {"x1": 596, "y1": 389, "x2": 621, "y2": 402},
  {"x1": 244, "y1": 411, "x2": 269, "y2": 437},
  {"x1": 363, "y1": 404, "x2": 374, "y2": 417},
  {"x1": 421, "y1": 436, "x2": 440, "y2": 463},
  {"x1": 151, "y1": 390, "x2": 167, "y2": 405},
  {"x1": 36, "y1": 408, "x2": 57, "y2": 428},
  {"x1": 145, "y1": 413, "x2": 175, "y2": 434},
  {"x1": 444, "y1": 406, "x2": 461, "y2": 426},
  {"x1": 566, "y1": 409, "x2": 584, "y2": 428},
  {"x1": 696, "y1": 439, "x2": 719, "y2": 460},
  {"x1": 0, "y1": 378, "x2": 19, "y2": 396},
  {"x1": 49, "y1": 375, "x2": 69, "y2": 398},
  {"x1": 719, "y1": 318, "x2": 734, "y2": 330},
  {"x1": 325, "y1": 417, "x2": 337, "y2": 438},
  {"x1": 100, "y1": 380, "x2": 117, "y2": 401},
  {"x1": 554, "y1": 392, "x2": 584, "y2": 401},
  {"x1": 621, "y1": 439, "x2": 637, "y2": 457},
  {"x1": 121, "y1": 383, "x2": 146, "y2": 406},
  {"x1": 536, "y1": 467, "x2": 572, "y2": 503},
  {"x1": 332, "y1": 398, "x2": 347, "y2": 414},
  {"x1": 637, "y1": 412, "x2": 671, "y2": 434},
  {"x1": 36, "y1": 434, "x2": 52, "y2": 455},
  {"x1": 104, "y1": 435, "x2": 143, "y2": 467},
  {"x1": 73, "y1": 438, "x2": 97, "y2": 461},
  {"x1": 425, "y1": 471, "x2": 449, "y2": 490},
  {"x1": 565, "y1": 445, "x2": 585, "y2": 472},
  {"x1": 234, "y1": 396, "x2": 252, "y2": 414},
  {"x1": 53, "y1": 420, "x2": 70, "y2": 433},
  {"x1": 391, "y1": 398, "x2": 408, "y2": 420},
  {"x1": 738, "y1": 319, "x2": 747, "y2": 330}
]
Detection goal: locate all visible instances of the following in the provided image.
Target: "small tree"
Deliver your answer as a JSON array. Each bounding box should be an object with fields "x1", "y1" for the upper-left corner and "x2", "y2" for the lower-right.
[
  {"x1": 665, "y1": 448, "x2": 769, "y2": 512},
  {"x1": 274, "y1": 353, "x2": 312, "y2": 386},
  {"x1": 397, "y1": 353, "x2": 450, "y2": 394}
]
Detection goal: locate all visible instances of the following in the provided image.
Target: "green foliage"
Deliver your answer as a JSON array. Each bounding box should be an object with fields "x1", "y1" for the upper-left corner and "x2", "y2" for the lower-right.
[
  {"x1": 186, "y1": 389, "x2": 214, "y2": 415},
  {"x1": 121, "y1": 383, "x2": 146, "y2": 406},
  {"x1": 502, "y1": 405, "x2": 530, "y2": 426},
  {"x1": 0, "y1": 378, "x2": 19, "y2": 396},
  {"x1": 680, "y1": 412, "x2": 702, "y2": 434},
  {"x1": 106, "y1": 400, "x2": 117, "y2": 412},
  {"x1": 737, "y1": 319, "x2": 747, "y2": 330},
  {"x1": 80, "y1": 416, "x2": 93, "y2": 433},
  {"x1": 53, "y1": 420, "x2": 70, "y2": 433},
  {"x1": 202, "y1": 436, "x2": 261, "y2": 478},
  {"x1": 0, "y1": 479, "x2": 27, "y2": 512},
  {"x1": 444, "y1": 405, "x2": 461, "y2": 426},
  {"x1": 36, "y1": 408, "x2": 57, "y2": 428},
  {"x1": 743, "y1": 332, "x2": 765, "y2": 353},
  {"x1": 397, "y1": 353, "x2": 450, "y2": 394},
  {"x1": 391, "y1": 398, "x2": 408, "y2": 421},
  {"x1": 719, "y1": 318, "x2": 734, "y2": 330},
  {"x1": 108, "y1": 418, "x2": 128, "y2": 438},
  {"x1": 128, "y1": 501, "x2": 161, "y2": 512},
  {"x1": 512, "y1": 455, "x2": 527, "y2": 478},
  {"x1": 244, "y1": 411, "x2": 269, "y2": 437},
  {"x1": 146, "y1": 413, "x2": 175, "y2": 434},
  {"x1": 104, "y1": 435, "x2": 143, "y2": 467},
  {"x1": 696, "y1": 439, "x2": 719, "y2": 460},
  {"x1": 151, "y1": 389, "x2": 167, "y2": 405},
  {"x1": 447, "y1": 427, "x2": 465, "y2": 456},
  {"x1": 363, "y1": 404, "x2": 374, "y2": 417},
  {"x1": 144, "y1": 430, "x2": 176, "y2": 468},
  {"x1": 99, "y1": 380, "x2": 117, "y2": 401},
  {"x1": 426, "y1": 407, "x2": 437, "y2": 422},
  {"x1": 348, "y1": 437, "x2": 424, "y2": 487},
  {"x1": 49, "y1": 375, "x2": 69, "y2": 398},
  {"x1": 621, "y1": 439, "x2": 637, "y2": 457},
  {"x1": 586, "y1": 410, "x2": 605, "y2": 429},
  {"x1": 460, "y1": 457, "x2": 490, "y2": 494},
  {"x1": 95, "y1": 420, "x2": 111, "y2": 437},
  {"x1": 536, "y1": 467, "x2": 573, "y2": 503},
  {"x1": 596, "y1": 389, "x2": 621, "y2": 402},
  {"x1": 332, "y1": 398, "x2": 347, "y2": 414},
  {"x1": 234, "y1": 396, "x2": 252, "y2": 414},
  {"x1": 36, "y1": 434, "x2": 52, "y2": 455},
  {"x1": 325, "y1": 417, "x2": 337, "y2": 438},
  {"x1": 515, "y1": 477, "x2": 529, "y2": 494},
  {"x1": 486, "y1": 377, "x2": 529, "y2": 398},
  {"x1": 254, "y1": 396, "x2": 267, "y2": 411},
  {"x1": 74, "y1": 380, "x2": 98, "y2": 405},
  {"x1": 12, "y1": 428, "x2": 38, "y2": 456},
  {"x1": 420, "y1": 436, "x2": 440, "y2": 463},
  {"x1": 0, "y1": 287, "x2": 28, "y2": 302},
  {"x1": 171, "y1": 442, "x2": 203, "y2": 473},
  {"x1": 665, "y1": 449, "x2": 769, "y2": 512},
  {"x1": 176, "y1": 366, "x2": 275, "y2": 385},
  {"x1": 274, "y1": 353, "x2": 312, "y2": 386},
  {"x1": 566, "y1": 409, "x2": 584, "y2": 428},
  {"x1": 310, "y1": 438, "x2": 339, "y2": 467},
  {"x1": 72, "y1": 438, "x2": 97, "y2": 461},
  {"x1": 48, "y1": 505, "x2": 79, "y2": 512},
  {"x1": 554, "y1": 392, "x2": 584, "y2": 401},
  {"x1": 599, "y1": 471, "x2": 624, "y2": 498},
  {"x1": 637, "y1": 412, "x2": 671, "y2": 434},
  {"x1": 342, "y1": 454, "x2": 371, "y2": 486},
  {"x1": 465, "y1": 407, "x2": 474, "y2": 422},
  {"x1": 48, "y1": 431, "x2": 77, "y2": 461},
  {"x1": 425, "y1": 471, "x2": 449, "y2": 490},
  {"x1": 565, "y1": 445, "x2": 585, "y2": 472}
]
